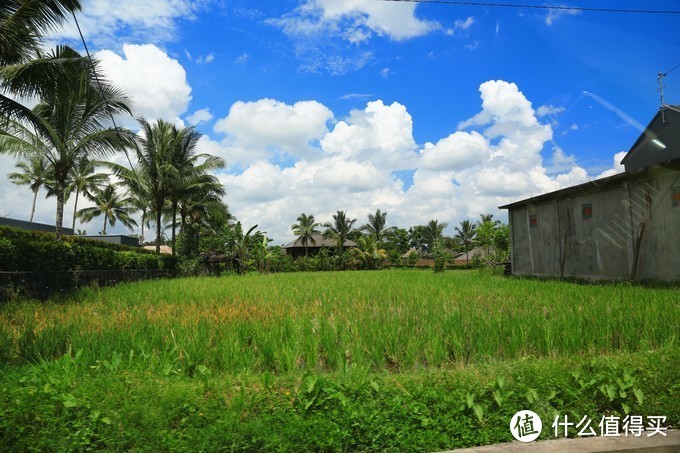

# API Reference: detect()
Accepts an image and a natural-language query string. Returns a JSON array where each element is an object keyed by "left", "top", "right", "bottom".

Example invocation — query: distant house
[
  {"left": 82, "top": 235, "right": 140, "bottom": 247},
  {"left": 453, "top": 247, "right": 487, "bottom": 266},
  {"left": 282, "top": 234, "right": 356, "bottom": 259},
  {"left": 500, "top": 106, "right": 680, "bottom": 281},
  {"left": 143, "top": 245, "right": 173, "bottom": 255}
]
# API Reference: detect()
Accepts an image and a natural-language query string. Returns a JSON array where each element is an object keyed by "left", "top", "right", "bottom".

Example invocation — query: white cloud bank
[
  {"left": 205, "top": 80, "right": 625, "bottom": 243},
  {"left": 0, "top": 72, "right": 626, "bottom": 242},
  {"left": 95, "top": 44, "right": 192, "bottom": 125}
]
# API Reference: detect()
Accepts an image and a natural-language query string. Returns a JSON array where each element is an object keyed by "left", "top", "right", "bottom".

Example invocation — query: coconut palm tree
[
  {"left": 7, "top": 153, "right": 50, "bottom": 221},
  {"left": 0, "top": 46, "right": 134, "bottom": 239},
  {"left": 361, "top": 209, "right": 395, "bottom": 245},
  {"left": 291, "top": 213, "right": 321, "bottom": 257},
  {"left": 67, "top": 157, "right": 107, "bottom": 231},
  {"left": 455, "top": 219, "right": 478, "bottom": 265},
  {"left": 1, "top": 1, "right": 86, "bottom": 129},
  {"left": 350, "top": 235, "right": 388, "bottom": 270},
  {"left": 77, "top": 184, "right": 137, "bottom": 235},
  {"left": 165, "top": 126, "right": 225, "bottom": 256},
  {"left": 480, "top": 213, "right": 495, "bottom": 224},
  {"left": 129, "top": 119, "right": 177, "bottom": 253},
  {"left": 104, "top": 162, "right": 153, "bottom": 244},
  {"left": 323, "top": 210, "right": 358, "bottom": 249},
  {"left": 0, "top": 0, "right": 82, "bottom": 66},
  {"left": 423, "top": 219, "right": 448, "bottom": 252}
]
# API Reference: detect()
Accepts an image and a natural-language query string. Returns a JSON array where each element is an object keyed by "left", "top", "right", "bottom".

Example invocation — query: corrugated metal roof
[
  {"left": 282, "top": 234, "right": 357, "bottom": 248},
  {"left": 499, "top": 158, "right": 680, "bottom": 210}
]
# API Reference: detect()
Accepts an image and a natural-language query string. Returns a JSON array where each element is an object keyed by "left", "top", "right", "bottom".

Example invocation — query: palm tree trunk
[
  {"left": 55, "top": 190, "right": 65, "bottom": 240},
  {"left": 171, "top": 201, "right": 177, "bottom": 256},
  {"left": 30, "top": 189, "right": 38, "bottom": 222},
  {"left": 71, "top": 189, "right": 79, "bottom": 231},
  {"left": 140, "top": 208, "right": 146, "bottom": 244},
  {"left": 103, "top": 213, "right": 107, "bottom": 235},
  {"left": 156, "top": 201, "right": 162, "bottom": 254}
]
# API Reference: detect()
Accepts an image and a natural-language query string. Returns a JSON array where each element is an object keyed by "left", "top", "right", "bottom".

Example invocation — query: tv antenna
[{"left": 658, "top": 63, "right": 680, "bottom": 123}]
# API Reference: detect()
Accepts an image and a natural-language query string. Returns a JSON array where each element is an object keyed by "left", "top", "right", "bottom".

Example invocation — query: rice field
[{"left": 1, "top": 270, "right": 677, "bottom": 373}]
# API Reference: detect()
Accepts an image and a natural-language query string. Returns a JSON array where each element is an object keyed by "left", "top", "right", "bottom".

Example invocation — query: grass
[{"left": 0, "top": 269, "right": 678, "bottom": 450}]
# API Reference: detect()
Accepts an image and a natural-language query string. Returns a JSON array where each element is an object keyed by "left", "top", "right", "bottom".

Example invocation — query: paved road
[{"left": 446, "top": 430, "right": 680, "bottom": 452}]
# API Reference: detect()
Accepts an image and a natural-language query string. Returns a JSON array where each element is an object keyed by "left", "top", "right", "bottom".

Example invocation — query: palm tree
[
  {"left": 0, "top": 1, "right": 82, "bottom": 66},
  {"left": 361, "top": 209, "right": 395, "bottom": 245},
  {"left": 350, "top": 235, "right": 388, "bottom": 270},
  {"left": 480, "top": 213, "right": 495, "bottom": 224},
  {"left": 423, "top": 219, "right": 448, "bottom": 252},
  {"left": 165, "top": 126, "right": 225, "bottom": 256},
  {"left": 67, "top": 157, "right": 107, "bottom": 231},
  {"left": 323, "top": 210, "right": 358, "bottom": 249},
  {"left": 105, "top": 162, "right": 153, "bottom": 244},
  {"left": 7, "top": 153, "right": 50, "bottom": 222},
  {"left": 0, "top": 46, "right": 134, "bottom": 239},
  {"left": 291, "top": 213, "right": 321, "bottom": 257},
  {"left": 174, "top": 181, "right": 230, "bottom": 256},
  {"left": 455, "top": 219, "right": 478, "bottom": 265},
  {"left": 77, "top": 184, "right": 137, "bottom": 235},
  {"left": 130, "top": 119, "right": 177, "bottom": 253},
  {"left": 1, "top": 1, "right": 86, "bottom": 130}
]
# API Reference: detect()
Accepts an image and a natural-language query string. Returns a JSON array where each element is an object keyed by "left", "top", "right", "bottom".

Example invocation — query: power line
[
  {"left": 375, "top": 0, "right": 680, "bottom": 15},
  {"left": 71, "top": 11, "right": 141, "bottom": 197}
]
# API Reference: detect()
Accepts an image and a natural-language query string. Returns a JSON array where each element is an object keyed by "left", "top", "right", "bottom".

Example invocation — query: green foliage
[
  {"left": 432, "top": 240, "right": 449, "bottom": 273},
  {"left": 0, "top": 226, "right": 174, "bottom": 272},
  {"left": 177, "top": 222, "right": 200, "bottom": 258},
  {"left": 0, "top": 348, "right": 676, "bottom": 451}
]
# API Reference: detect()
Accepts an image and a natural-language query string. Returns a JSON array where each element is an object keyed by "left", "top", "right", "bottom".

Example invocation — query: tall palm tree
[
  {"left": 177, "top": 176, "right": 228, "bottom": 230},
  {"left": 7, "top": 153, "right": 50, "bottom": 222},
  {"left": 165, "top": 126, "right": 225, "bottom": 256},
  {"left": 0, "top": 46, "right": 134, "bottom": 239},
  {"left": 361, "top": 209, "right": 395, "bottom": 245},
  {"left": 105, "top": 162, "right": 153, "bottom": 244},
  {"left": 67, "top": 157, "right": 107, "bottom": 231},
  {"left": 291, "top": 213, "right": 321, "bottom": 257},
  {"left": 77, "top": 184, "right": 137, "bottom": 235},
  {"left": 455, "top": 219, "right": 478, "bottom": 265},
  {"left": 423, "top": 219, "right": 448, "bottom": 252},
  {"left": 130, "top": 119, "right": 177, "bottom": 253},
  {"left": 323, "top": 210, "right": 358, "bottom": 250}
]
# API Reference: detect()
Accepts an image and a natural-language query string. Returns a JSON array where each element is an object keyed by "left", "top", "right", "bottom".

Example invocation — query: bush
[{"left": 0, "top": 226, "right": 174, "bottom": 272}]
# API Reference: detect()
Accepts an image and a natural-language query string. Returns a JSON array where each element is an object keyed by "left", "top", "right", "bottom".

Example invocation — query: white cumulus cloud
[
  {"left": 213, "top": 99, "right": 334, "bottom": 160},
  {"left": 96, "top": 44, "right": 192, "bottom": 124}
]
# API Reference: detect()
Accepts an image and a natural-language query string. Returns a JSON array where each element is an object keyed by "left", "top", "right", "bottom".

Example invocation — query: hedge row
[{"left": 0, "top": 226, "right": 176, "bottom": 272}]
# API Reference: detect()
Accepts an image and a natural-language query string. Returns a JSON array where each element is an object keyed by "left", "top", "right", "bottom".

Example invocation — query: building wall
[
  {"left": 509, "top": 166, "right": 680, "bottom": 281},
  {"left": 82, "top": 235, "right": 140, "bottom": 247},
  {"left": 557, "top": 187, "right": 632, "bottom": 279},
  {"left": 0, "top": 217, "right": 74, "bottom": 236},
  {"left": 509, "top": 202, "right": 561, "bottom": 277},
  {"left": 629, "top": 167, "right": 680, "bottom": 280}
]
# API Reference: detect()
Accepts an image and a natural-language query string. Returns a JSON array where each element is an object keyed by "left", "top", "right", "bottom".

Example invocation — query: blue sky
[{"left": 1, "top": 0, "right": 679, "bottom": 243}]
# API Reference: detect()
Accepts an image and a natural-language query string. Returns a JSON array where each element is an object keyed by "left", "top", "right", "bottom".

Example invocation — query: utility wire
[
  {"left": 71, "top": 11, "right": 141, "bottom": 185},
  {"left": 376, "top": 0, "right": 680, "bottom": 15}
]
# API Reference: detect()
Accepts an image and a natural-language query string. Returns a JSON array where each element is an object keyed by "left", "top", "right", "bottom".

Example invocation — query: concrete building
[
  {"left": 0, "top": 216, "right": 74, "bottom": 236},
  {"left": 500, "top": 106, "right": 680, "bottom": 281}
]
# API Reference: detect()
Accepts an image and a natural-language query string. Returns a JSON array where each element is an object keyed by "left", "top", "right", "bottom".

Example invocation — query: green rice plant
[{"left": 1, "top": 270, "right": 678, "bottom": 374}]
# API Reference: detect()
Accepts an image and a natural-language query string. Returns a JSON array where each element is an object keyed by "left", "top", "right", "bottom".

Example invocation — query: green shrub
[{"left": 0, "top": 226, "right": 173, "bottom": 272}]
